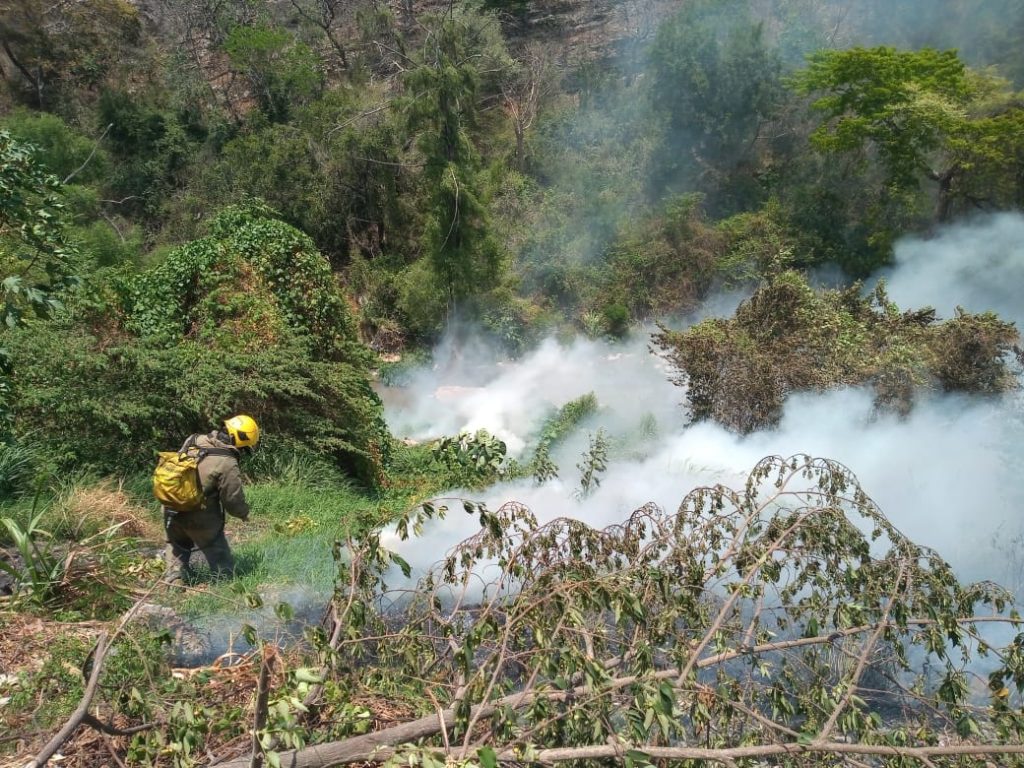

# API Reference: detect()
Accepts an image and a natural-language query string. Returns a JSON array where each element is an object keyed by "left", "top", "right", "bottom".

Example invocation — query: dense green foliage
[
  {"left": 2, "top": 3, "right": 1024, "bottom": 765},
  {"left": 0, "top": 129, "right": 78, "bottom": 328},
  {"left": 0, "top": 0, "right": 1017, "bottom": 484},
  {"left": 1, "top": 0, "right": 1021, "bottom": 349},
  {"left": 649, "top": 0, "right": 783, "bottom": 212},
  {"left": 793, "top": 46, "right": 1024, "bottom": 223},
  {"left": 6, "top": 204, "right": 388, "bottom": 485},
  {"left": 0, "top": 0, "right": 1017, "bottom": 496}
]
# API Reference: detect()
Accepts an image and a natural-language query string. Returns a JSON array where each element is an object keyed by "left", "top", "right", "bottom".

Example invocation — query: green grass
[
  {"left": 173, "top": 443, "right": 445, "bottom": 616},
  {"left": 1, "top": 440, "right": 464, "bottom": 627},
  {"left": 175, "top": 478, "right": 374, "bottom": 615}
]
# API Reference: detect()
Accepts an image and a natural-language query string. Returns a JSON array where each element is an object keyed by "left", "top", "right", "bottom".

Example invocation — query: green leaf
[
  {"left": 241, "top": 623, "right": 259, "bottom": 646},
  {"left": 391, "top": 553, "right": 412, "bottom": 578},
  {"left": 477, "top": 746, "right": 497, "bottom": 768}
]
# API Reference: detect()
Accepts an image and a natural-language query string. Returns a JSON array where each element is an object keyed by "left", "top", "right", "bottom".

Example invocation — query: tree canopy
[{"left": 793, "top": 46, "right": 1024, "bottom": 221}]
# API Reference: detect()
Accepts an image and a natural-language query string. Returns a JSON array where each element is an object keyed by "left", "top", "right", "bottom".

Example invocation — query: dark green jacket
[{"left": 193, "top": 431, "right": 250, "bottom": 521}]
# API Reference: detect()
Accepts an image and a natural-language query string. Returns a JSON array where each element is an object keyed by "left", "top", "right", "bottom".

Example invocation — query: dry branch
[
  {"left": 24, "top": 584, "right": 160, "bottom": 767},
  {"left": 215, "top": 615, "right": 1023, "bottom": 768},
  {"left": 219, "top": 456, "right": 1024, "bottom": 768},
  {"left": 25, "top": 633, "right": 111, "bottom": 768},
  {"left": 249, "top": 644, "right": 275, "bottom": 768}
]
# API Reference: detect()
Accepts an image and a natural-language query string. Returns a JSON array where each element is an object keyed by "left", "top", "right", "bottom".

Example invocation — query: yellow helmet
[{"left": 224, "top": 414, "right": 260, "bottom": 448}]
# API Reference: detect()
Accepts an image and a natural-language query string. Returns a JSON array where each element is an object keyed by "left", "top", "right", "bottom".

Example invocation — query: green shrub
[
  {"left": 1, "top": 109, "right": 109, "bottom": 182},
  {"left": 601, "top": 302, "right": 630, "bottom": 339},
  {"left": 75, "top": 219, "right": 144, "bottom": 267},
  {"left": 8, "top": 205, "right": 389, "bottom": 486},
  {"left": 0, "top": 440, "right": 43, "bottom": 499},
  {"left": 433, "top": 429, "right": 510, "bottom": 487},
  {"left": 478, "top": 290, "right": 552, "bottom": 355},
  {"left": 598, "top": 194, "right": 724, "bottom": 322},
  {"left": 0, "top": 506, "right": 63, "bottom": 605},
  {"left": 394, "top": 259, "right": 448, "bottom": 341},
  {"left": 223, "top": 25, "right": 322, "bottom": 122}
]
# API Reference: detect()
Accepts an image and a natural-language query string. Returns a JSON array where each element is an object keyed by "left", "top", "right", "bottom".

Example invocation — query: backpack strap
[
  {"left": 178, "top": 433, "right": 239, "bottom": 463},
  {"left": 177, "top": 433, "right": 199, "bottom": 458},
  {"left": 198, "top": 447, "right": 239, "bottom": 461}
]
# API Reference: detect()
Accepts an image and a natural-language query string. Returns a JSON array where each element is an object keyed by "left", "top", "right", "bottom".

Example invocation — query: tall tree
[
  {"left": 501, "top": 44, "right": 557, "bottom": 172},
  {"left": 223, "top": 24, "right": 323, "bottom": 122},
  {"left": 792, "top": 46, "right": 1024, "bottom": 222},
  {"left": 288, "top": 0, "right": 352, "bottom": 71},
  {"left": 648, "top": 0, "right": 783, "bottom": 209},
  {"left": 403, "top": 9, "right": 509, "bottom": 318}
]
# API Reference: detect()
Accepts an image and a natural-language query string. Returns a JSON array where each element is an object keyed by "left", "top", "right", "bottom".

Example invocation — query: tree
[
  {"left": 0, "top": 130, "right": 77, "bottom": 329},
  {"left": 7, "top": 203, "right": 389, "bottom": 483},
  {"left": 288, "top": 0, "right": 353, "bottom": 71},
  {"left": 0, "top": 0, "right": 140, "bottom": 108},
  {"left": 193, "top": 90, "right": 413, "bottom": 267},
  {"left": 500, "top": 44, "right": 557, "bottom": 171},
  {"left": 792, "top": 46, "right": 1024, "bottom": 222},
  {"left": 403, "top": 8, "right": 509, "bottom": 320},
  {"left": 648, "top": 0, "right": 783, "bottom": 210},
  {"left": 224, "top": 24, "right": 323, "bottom": 122},
  {"left": 0, "top": 130, "right": 79, "bottom": 437},
  {"left": 212, "top": 455, "right": 1024, "bottom": 768}
]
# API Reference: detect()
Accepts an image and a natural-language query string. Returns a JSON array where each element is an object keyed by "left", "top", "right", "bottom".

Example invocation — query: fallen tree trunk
[
  {"left": 501, "top": 742, "right": 1024, "bottom": 765},
  {"left": 216, "top": 698, "right": 470, "bottom": 768},
  {"left": 216, "top": 617, "right": 1020, "bottom": 768}
]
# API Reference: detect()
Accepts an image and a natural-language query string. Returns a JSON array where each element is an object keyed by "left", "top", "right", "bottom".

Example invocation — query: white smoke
[
  {"left": 880, "top": 213, "right": 1024, "bottom": 327},
  {"left": 381, "top": 214, "right": 1024, "bottom": 591}
]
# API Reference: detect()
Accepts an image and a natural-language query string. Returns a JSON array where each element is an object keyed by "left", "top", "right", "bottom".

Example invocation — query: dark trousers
[{"left": 163, "top": 507, "right": 235, "bottom": 580}]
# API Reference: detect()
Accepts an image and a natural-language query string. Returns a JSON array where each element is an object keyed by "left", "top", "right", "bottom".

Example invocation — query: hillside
[{"left": 2, "top": 0, "right": 1024, "bottom": 766}]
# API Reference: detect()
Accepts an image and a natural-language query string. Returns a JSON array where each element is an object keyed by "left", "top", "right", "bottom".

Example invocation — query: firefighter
[{"left": 163, "top": 415, "right": 259, "bottom": 583}]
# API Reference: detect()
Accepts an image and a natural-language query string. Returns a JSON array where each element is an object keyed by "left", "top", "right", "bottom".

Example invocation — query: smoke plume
[{"left": 382, "top": 214, "right": 1024, "bottom": 592}]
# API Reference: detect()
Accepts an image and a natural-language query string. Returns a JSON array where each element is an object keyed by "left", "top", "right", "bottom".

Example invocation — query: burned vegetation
[{"left": 654, "top": 271, "right": 1021, "bottom": 433}]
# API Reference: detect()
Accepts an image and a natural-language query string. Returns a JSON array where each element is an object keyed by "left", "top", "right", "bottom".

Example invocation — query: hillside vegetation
[{"left": 1, "top": 0, "right": 1024, "bottom": 766}]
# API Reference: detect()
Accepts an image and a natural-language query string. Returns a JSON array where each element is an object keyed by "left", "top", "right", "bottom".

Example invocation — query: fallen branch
[
  {"left": 215, "top": 614, "right": 1020, "bottom": 768},
  {"left": 25, "top": 584, "right": 161, "bottom": 767},
  {"left": 63, "top": 123, "right": 113, "bottom": 185},
  {"left": 25, "top": 632, "right": 111, "bottom": 768},
  {"left": 496, "top": 742, "right": 1024, "bottom": 765},
  {"left": 80, "top": 713, "right": 155, "bottom": 737},
  {"left": 249, "top": 644, "right": 274, "bottom": 768}
]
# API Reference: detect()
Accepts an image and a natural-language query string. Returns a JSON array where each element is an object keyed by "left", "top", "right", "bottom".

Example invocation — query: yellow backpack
[{"left": 153, "top": 435, "right": 205, "bottom": 512}]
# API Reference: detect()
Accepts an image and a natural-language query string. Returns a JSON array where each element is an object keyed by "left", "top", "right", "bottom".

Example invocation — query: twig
[
  {"left": 63, "top": 124, "right": 113, "bottom": 184},
  {"left": 25, "top": 633, "right": 111, "bottom": 768},
  {"left": 99, "top": 211, "right": 126, "bottom": 244},
  {"left": 326, "top": 105, "right": 390, "bottom": 137},
  {"left": 81, "top": 713, "right": 155, "bottom": 737},
  {"left": 249, "top": 644, "right": 274, "bottom": 768},
  {"left": 816, "top": 563, "right": 907, "bottom": 744},
  {"left": 25, "top": 582, "right": 161, "bottom": 767},
  {"left": 101, "top": 731, "right": 128, "bottom": 768}
]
